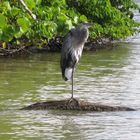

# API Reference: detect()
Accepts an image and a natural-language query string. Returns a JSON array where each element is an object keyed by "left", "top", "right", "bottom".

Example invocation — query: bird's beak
[{"left": 85, "top": 23, "right": 93, "bottom": 28}]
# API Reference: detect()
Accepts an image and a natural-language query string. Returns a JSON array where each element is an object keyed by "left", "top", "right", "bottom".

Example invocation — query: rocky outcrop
[{"left": 21, "top": 98, "right": 135, "bottom": 112}]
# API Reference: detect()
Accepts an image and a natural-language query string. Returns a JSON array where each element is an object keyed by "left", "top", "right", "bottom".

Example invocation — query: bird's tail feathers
[{"left": 63, "top": 68, "right": 73, "bottom": 81}]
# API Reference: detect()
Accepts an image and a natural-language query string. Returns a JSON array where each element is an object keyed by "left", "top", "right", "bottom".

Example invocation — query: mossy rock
[{"left": 21, "top": 98, "right": 135, "bottom": 112}]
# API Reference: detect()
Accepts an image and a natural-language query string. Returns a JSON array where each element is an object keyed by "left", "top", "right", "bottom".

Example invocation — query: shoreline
[{"left": 0, "top": 37, "right": 115, "bottom": 57}]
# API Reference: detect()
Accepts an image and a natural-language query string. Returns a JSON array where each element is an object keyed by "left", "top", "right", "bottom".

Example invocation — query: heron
[{"left": 60, "top": 23, "right": 92, "bottom": 100}]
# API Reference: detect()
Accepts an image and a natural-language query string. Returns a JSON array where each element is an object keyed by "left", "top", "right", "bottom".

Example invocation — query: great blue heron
[{"left": 60, "top": 23, "right": 92, "bottom": 99}]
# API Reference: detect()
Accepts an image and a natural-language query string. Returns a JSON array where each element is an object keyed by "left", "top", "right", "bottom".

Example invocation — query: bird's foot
[{"left": 67, "top": 97, "right": 79, "bottom": 109}]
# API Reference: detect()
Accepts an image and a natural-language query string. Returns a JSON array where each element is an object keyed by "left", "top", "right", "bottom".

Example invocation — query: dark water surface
[{"left": 0, "top": 41, "right": 140, "bottom": 140}]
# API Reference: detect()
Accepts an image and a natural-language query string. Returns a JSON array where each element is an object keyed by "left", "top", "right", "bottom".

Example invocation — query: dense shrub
[
  {"left": 0, "top": 0, "right": 140, "bottom": 49},
  {"left": 67, "top": 0, "right": 140, "bottom": 39}
]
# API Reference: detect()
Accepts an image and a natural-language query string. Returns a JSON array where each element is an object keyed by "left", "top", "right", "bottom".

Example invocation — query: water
[{"left": 1, "top": 3, "right": 140, "bottom": 139}]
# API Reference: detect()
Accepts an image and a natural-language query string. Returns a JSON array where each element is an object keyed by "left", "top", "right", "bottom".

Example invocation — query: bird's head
[{"left": 78, "top": 22, "right": 93, "bottom": 30}]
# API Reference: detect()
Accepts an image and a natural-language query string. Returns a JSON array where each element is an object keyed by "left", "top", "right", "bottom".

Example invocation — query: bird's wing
[{"left": 60, "top": 28, "right": 77, "bottom": 80}]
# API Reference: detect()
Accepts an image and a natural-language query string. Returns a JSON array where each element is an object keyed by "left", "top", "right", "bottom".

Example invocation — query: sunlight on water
[{"left": 0, "top": 42, "right": 140, "bottom": 140}]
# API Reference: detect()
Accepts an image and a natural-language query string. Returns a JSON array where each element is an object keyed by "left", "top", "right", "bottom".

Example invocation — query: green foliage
[
  {"left": 0, "top": 0, "right": 87, "bottom": 47},
  {"left": 67, "top": 0, "right": 140, "bottom": 39},
  {"left": 110, "top": 0, "right": 140, "bottom": 18},
  {"left": 0, "top": 0, "right": 140, "bottom": 48}
]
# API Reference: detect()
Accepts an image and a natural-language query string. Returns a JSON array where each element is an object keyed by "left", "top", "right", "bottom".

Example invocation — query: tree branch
[{"left": 19, "top": 0, "right": 37, "bottom": 21}]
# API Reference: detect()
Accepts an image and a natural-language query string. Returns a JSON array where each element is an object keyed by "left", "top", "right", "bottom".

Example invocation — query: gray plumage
[{"left": 60, "top": 23, "right": 91, "bottom": 98}]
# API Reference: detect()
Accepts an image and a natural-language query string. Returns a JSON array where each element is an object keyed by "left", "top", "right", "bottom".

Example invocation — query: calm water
[{"left": 1, "top": 4, "right": 140, "bottom": 139}]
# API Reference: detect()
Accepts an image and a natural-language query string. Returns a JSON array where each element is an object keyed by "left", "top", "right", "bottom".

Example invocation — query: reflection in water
[{"left": 0, "top": 42, "right": 140, "bottom": 139}]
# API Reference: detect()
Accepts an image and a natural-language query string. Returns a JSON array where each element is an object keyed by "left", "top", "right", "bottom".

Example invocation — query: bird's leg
[
  {"left": 71, "top": 68, "right": 74, "bottom": 99},
  {"left": 67, "top": 68, "right": 79, "bottom": 107}
]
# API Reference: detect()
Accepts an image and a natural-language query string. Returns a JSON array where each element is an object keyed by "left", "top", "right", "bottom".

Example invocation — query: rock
[{"left": 21, "top": 98, "right": 135, "bottom": 112}]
